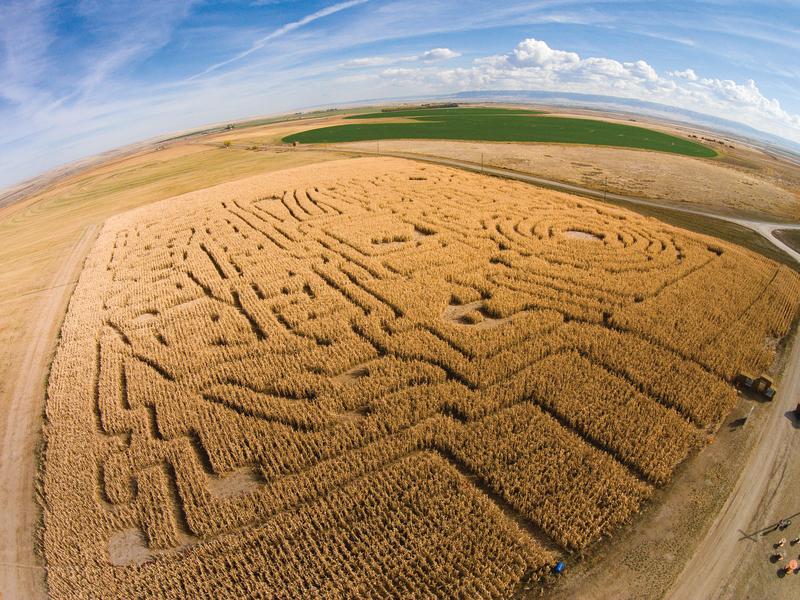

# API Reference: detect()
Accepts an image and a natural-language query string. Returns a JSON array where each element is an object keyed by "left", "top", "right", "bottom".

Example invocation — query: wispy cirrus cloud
[
  {"left": 1, "top": 0, "right": 195, "bottom": 121},
  {"left": 75, "top": 0, "right": 195, "bottom": 94},
  {"left": 0, "top": 0, "right": 55, "bottom": 106},
  {"left": 189, "top": 0, "right": 370, "bottom": 80}
]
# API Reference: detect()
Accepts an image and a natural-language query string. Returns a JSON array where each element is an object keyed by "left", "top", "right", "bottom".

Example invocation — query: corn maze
[{"left": 42, "top": 157, "right": 800, "bottom": 598}]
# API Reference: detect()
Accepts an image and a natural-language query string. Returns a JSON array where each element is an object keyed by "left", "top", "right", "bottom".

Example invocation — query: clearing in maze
[{"left": 41, "top": 157, "right": 800, "bottom": 598}]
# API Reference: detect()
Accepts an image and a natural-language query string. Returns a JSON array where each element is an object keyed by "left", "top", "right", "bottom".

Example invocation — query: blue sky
[{"left": 1, "top": 0, "right": 799, "bottom": 189}]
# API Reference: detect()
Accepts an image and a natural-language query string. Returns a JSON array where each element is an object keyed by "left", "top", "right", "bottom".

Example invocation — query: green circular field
[{"left": 283, "top": 107, "right": 717, "bottom": 158}]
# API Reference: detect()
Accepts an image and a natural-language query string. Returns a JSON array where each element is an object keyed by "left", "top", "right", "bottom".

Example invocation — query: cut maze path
[
  {"left": 2, "top": 156, "right": 785, "bottom": 597},
  {"left": 341, "top": 148, "right": 800, "bottom": 266}
]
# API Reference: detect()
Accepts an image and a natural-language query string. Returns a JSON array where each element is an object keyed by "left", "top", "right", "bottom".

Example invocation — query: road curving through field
[
  {"left": 344, "top": 148, "right": 800, "bottom": 265},
  {"left": 214, "top": 141, "right": 800, "bottom": 265}
]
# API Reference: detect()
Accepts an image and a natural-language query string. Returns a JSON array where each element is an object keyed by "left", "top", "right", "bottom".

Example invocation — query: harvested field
[{"left": 42, "top": 157, "right": 800, "bottom": 598}]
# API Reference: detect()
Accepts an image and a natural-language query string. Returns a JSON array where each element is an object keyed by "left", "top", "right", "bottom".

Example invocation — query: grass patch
[
  {"left": 283, "top": 107, "right": 717, "bottom": 158},
  {"left": 774, "top": 229, "right": 800, "bottom": 254}
]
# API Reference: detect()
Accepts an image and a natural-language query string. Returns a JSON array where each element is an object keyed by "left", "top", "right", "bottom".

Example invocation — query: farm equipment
[
  {"left": 735, "top": 372, "right": 777, "bottom": 400},
  {"left": 736, "top": 373, "right": 755, "bottom": 389},
  {"left": 753, "top": 375, "right": 773, "bottom": 394}
]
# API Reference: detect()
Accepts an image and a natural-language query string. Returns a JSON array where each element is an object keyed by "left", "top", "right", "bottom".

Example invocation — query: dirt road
[
  {"left": 665, "top": 327, "right": 800, "bottom": 600},
  {"left": 0, "top": 224, "right": 98, "bottom": 600}
]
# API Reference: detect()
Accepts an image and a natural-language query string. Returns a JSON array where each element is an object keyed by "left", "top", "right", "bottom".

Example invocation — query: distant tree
[{"left": 223, "top": 140, "right": 232, "bottom": 149}]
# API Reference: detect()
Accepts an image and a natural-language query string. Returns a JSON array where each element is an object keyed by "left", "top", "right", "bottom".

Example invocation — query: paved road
[
  {"left": 665, "top": 328, "right": 800, "bottom": 600},
  {"left": 0, "top": 224, "right": 98, "bottom": 600},
  {"left": 736, "top": 219, "right": 800, "bottom": 264}
]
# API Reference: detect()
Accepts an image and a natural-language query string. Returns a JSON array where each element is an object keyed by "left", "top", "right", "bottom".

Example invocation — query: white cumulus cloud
[
  {"left": 341, "top": 47, "right": 460, "bottom": 68},
  {"left": 670, "top": 68, "right": 698, "bottom": 81},
  {"left": 368, "top": 37, "right": 800, "bottom": 143},
  {"left": 419, "top": 47, "right": 460, "bottom": 61},
  {"left": 509, "top": 38, "right": 579, "bottom": 67}
]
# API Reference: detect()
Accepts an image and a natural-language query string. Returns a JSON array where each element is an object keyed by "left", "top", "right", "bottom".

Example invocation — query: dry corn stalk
[{"left": 42, "top": 157, "right": 800, "bottom": 598}]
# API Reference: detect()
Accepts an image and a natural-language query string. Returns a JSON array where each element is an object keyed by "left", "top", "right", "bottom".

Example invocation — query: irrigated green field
[{"left": 283, "top": 107, "right": 717, "bottom": 158}]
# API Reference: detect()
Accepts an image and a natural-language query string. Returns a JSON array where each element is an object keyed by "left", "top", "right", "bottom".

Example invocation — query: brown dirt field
[
  {"left": 337, "top": 139, "right": 800, "bottom": 221},
  {"left": 478, "top": 103, "right": 800, "bottom": 180}
]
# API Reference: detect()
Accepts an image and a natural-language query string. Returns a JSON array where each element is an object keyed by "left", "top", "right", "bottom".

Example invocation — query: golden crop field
[{"left": 41, "top": 157, "right": 800, "bottom": 598}]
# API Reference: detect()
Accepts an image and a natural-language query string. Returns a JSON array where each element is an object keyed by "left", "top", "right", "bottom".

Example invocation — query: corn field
[{"left": 41, "top": 157, "right": 800, "bottom": 598}]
